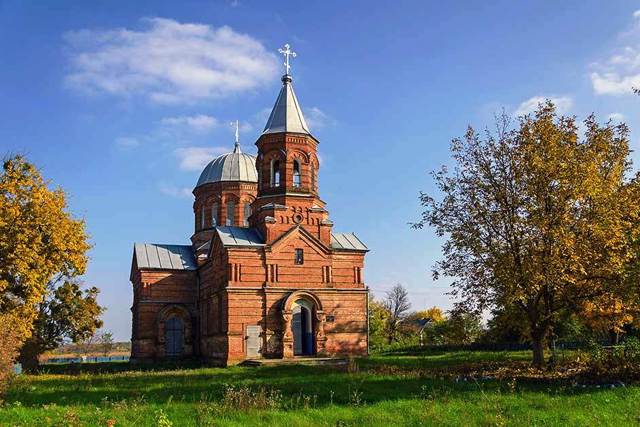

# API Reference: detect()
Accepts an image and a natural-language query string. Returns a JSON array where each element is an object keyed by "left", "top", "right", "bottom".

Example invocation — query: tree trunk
[
  {"left": 531, "top": 329, "right": 546, "bottom": 368},
  {"left": 17, "top": 339, "right": 42, "bottom": 373}
]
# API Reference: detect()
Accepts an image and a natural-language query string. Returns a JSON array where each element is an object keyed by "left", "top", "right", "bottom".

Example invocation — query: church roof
[
  {"left": 216, "top": 226, "right": 265, "bottom": 247},
  {"left": 330, "top": 233, "right": 369, "bottom": 251},
  {"left": 262, "top": 75, "right": 311, "bottom": 135},
  {"left": 133, "top": 243, "right": 197, "bottom": 270},
  {"left": 195, "top": 144, "right": 258, "bottom": 189}
]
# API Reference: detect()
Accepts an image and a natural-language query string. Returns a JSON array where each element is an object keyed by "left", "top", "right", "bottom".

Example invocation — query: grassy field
[{"left": 1, "top": 350, "right": 639, "bottom": 426}]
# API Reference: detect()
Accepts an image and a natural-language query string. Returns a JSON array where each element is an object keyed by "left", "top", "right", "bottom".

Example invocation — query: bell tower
[{"left": 251, "top": 44, "right": 331, "bottom": 245}]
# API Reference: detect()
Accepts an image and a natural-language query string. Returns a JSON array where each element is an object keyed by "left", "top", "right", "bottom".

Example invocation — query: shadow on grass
[{"left": 7, "top": 356, "right": 623, "bottom": 410}]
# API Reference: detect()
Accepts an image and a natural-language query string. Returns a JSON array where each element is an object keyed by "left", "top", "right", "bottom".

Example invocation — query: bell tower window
[
  {"left": 271, "top": 160, "right": 281, "bottom": 187},
  {"left": 293, "top": 160, "right": 301, "bottom": 188},
  {"left": 200, "top": 206, "right": 206, "bottom": 230},
  {"left": 226, "top": 201, "right": 235, "bottom": 226}
]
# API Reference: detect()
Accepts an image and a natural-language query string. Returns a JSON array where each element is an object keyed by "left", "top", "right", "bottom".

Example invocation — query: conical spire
[{"left": 262, "top": 44, "right": 310, "bottom": 136}]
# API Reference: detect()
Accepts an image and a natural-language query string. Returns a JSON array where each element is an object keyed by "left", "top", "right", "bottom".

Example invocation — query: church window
[
  {"left": 244, "top": 203, "right": 251, "bottom": 227},
  {"left": 295, "top": 248, "right": 304, "bottom": 265},
  {"left": 293, "top": 160, "right": 301, "bottom": 187},
  {"left": 271, "top": 160, "right": 281, "bottom": 187},
  {"left": 211, "top": 203, "right": 218, "bottom": 227},
  {"left": 311, "top": 163, "right": 315, "bottom": 191},
  {"left": 201, "top": 206, "right": 206, "bottom": 230},
  {"left": 226, "top": 202, "right": 235, "bottom": 226}
]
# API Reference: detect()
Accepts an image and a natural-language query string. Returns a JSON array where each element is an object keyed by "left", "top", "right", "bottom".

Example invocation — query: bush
[{"left": 0, "top": 314, "right": 23, "bottom": 400}]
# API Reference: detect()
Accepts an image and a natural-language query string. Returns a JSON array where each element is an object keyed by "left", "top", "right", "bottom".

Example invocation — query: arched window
[
  {"left": 226, "top": 201, "right": 235, "bottom": 226},
  {"left": 244, "top": 203, "right": 251, "bottom": 227},
  {"left": 293, "top": 160, "right": 301, "bottom": 188},
  {"left": 311, "top": 163, "right": 315, "bottom": 191},
  {"left": 211, "top": 202, "right": 218, "bottom": 227},
  {"left": 271, "top": 159, "right": 280, "bottom": 187},
  {"left": 200, "top": 205, "right": 206, "bottom": 230}
]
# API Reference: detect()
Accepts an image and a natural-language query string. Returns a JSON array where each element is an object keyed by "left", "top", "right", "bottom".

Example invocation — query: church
[{"left": 129, "top": 45, "right": 370, "bottom": 364}]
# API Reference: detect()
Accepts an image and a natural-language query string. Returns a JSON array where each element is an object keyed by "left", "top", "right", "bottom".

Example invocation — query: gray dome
[{"left": 195, "top": 145, "right": 258, "bottom": 188}]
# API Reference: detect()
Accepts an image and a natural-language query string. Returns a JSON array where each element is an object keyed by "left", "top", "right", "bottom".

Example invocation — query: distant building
[{"left": 129, "top": 51, "right": 369, "bottom": 364}]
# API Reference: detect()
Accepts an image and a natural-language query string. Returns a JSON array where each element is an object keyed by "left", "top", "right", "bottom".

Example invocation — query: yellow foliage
[{"left": 0, "top": 155, "right": 90, "bottom": 340}]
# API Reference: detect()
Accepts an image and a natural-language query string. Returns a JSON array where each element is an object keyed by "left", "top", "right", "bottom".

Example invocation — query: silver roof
[
  {"left": 216, "top": 226, "right": 265, "bottom": 247},
  {"left": 263, "top": 75, "right": 310, "bottom": 135},
  {"left": 330, "top": 233, "right": 369, "bottom": 251},
  {"left": 196, "top": 144, "right": 258, "bottom": 188},
  {"left": 134, "top": 243, "right": 197, "bottom": 270}
]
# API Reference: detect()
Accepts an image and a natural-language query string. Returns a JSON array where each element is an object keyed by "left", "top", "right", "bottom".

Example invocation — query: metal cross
[
  {"left": 278, "top": 43, "right": 297, "bottom": 75},
  {"left": 231, "top": 120, "right": 240, "bottom": 146}
]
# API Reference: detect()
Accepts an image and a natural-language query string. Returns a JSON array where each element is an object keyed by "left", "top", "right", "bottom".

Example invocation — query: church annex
[{"left": 129, "top": 45, "right": 369, "bottom": 364}]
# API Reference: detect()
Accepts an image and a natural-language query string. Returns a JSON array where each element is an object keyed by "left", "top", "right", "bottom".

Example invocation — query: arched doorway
[
  {"left": 292, "top": 299, "right": 314, "bottom": 356},
  {"left": 165, "top": 317, "right": 184, "bottom": 357}
]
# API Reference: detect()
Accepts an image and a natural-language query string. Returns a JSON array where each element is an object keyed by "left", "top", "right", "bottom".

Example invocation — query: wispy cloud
[
  {"left": 514, "top": 95, "right": 573, "bottom": 116},
  {"left": 590, "top": 11, "right": 640, "bottom": 95},
  {"left": 304, "top": 107, "right": 335, "bottom": 130},
  {"left": 159, "top": 184, "right": 192, "bottom": 198},
  {"left": 161, "top": 114, "right": 219, "bottom": 133},
  {"left": 114, "top": 136, "right": 140, "bottom": 149},
  {"left": 64, "top": 18, "right": 279, "bottom": 104},
  {"left": 174, "top": 146, "right": 228, "bottom": 171}
]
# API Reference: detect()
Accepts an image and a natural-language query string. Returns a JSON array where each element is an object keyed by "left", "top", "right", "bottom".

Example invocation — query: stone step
[{"left": 240, "top": 357, "right": 349, "bottom": 367}]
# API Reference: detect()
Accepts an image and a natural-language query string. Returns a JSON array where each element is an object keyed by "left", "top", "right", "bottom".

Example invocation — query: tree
[
  {"left": 18, "top": 280, "right": 103, "bottom": 370},
  {"left": 0, "top": 155, "right": 90, "bottom": 337},
  {"left": 414, "top": 103, "right": 640, "bottom": 367},
  {"left": 0, "top": 155, "right": 91, "bottom": 384},
  {"left": 582, "top": 296, "right": 637, "bottom": 344},
  {"left": 97, "top": 331, "right": 115, "bottom": 357},
  {"left": 408, "top": 306, "right": 446, "bottom": 323},
  {"left": 444, "top": 312, "right": 483, "bottom": 345},
  {"left": 383, "top": 284, "right": 411, "bottom": 344},
  {"left": 368, "top": 297, "right": 390, "bottom": 349}
]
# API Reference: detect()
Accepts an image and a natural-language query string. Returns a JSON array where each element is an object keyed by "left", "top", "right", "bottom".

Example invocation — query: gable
[{"left": 268, "top": 225, "right": 331, "bottom": 258}]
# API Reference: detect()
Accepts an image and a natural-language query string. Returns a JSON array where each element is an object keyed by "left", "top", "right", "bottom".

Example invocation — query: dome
[{"left": 195, "top": 144, "right": 258, "bottom": 188}]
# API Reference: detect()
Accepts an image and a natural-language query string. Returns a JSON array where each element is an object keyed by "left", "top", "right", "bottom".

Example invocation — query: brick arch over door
[{"left": 280, "top": 291, "right": 326, "bottom": 358}]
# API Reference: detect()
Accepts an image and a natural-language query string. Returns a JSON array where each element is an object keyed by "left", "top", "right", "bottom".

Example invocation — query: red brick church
[{"left": 129, "top": 45, "right": 369, "bottom": 364}]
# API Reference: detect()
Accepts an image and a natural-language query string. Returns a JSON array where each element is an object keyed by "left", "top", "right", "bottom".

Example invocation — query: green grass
[{"left": 1, "top": 350, "right": 639, "bottom": 426}]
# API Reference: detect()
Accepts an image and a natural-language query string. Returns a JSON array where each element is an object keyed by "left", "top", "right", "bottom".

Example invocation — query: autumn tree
[
  {"left": 368, "top": 296, "right": 390, "bottom": 349},
  {"left": 18, "top": 281, "right": 103, "bottom": 370},
  {"left": 0, "top": 155, "right": 91, "bottom": 379},
  {"left": 414, "top": 103, "right": 640, "bottom": 367},
  {"left": 383, "top": 283, "right": 411, "bottom": 344}
]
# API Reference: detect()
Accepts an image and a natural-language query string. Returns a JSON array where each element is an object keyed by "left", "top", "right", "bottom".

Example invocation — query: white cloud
[
  {"left": 608, "top": 112, "right": 626, "bottom": 122},
  {"left": 304, "top": 107, "right": 335, "bottom": 130},
  {"left": 174, "top": 146, "right": 228, "bottom": 171},
  {"left": 115, "top": 136, "right": 140, "bottom": 149},
  {"left": 161, "top": 114, "right": 218, "bottom": 133},
  {"left": 160, "top": 184, "right": 192, "bottom": 198},
  {"left": 514, "top": 95, "right": 573, "bottom": 116},
  {"left": 64, "top": 18, "right": 279, "bottom": 104},
  {"left": 590, "top": 13, "right": 640, "bottom": 95}
]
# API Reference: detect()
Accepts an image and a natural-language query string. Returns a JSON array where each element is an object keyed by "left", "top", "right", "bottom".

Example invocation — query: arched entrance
[
  {"left": 164, "top": 317, "right": 184, "bottom": 357},
  {"left": 292, "top": 299, "right": 314, "bottom": 356}
]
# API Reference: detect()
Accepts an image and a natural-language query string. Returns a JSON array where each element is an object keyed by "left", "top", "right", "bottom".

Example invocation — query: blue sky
[{"left": 2, "top": 1, "right": 640, "bottom": 341}]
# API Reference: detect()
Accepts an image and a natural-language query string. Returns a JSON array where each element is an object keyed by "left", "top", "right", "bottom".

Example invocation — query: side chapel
[{"left": 129, "top": 45, "right": 369, "bottom": 364}]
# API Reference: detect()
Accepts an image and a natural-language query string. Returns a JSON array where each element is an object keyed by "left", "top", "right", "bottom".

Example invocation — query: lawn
[{"left": 1, "top": 350, "right": 639, "bottom": 426}]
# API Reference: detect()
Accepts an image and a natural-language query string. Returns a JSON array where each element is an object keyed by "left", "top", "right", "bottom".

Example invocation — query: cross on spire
[
  {"left": 278, "top": 43, "right": 297, "bottom": 76},
  {"left": 231, "top": 120, "right": 241, "bottom": 152}
]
